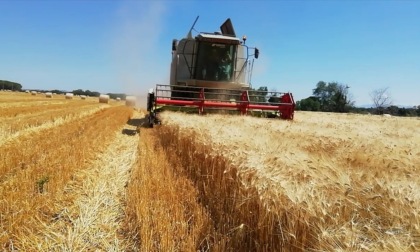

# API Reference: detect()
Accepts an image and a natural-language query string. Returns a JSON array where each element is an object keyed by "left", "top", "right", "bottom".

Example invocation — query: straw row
[
  {"left": 0, "top": 106, "right": 133, "bottom": 248},
  {"left": 0, "top": 103, "right": 106, "bottom": 145}
]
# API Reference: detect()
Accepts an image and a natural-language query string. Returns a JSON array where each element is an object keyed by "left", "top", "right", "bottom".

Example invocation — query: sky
[{"left": 0, "top": 0, "right": 419, "bottom": 107}]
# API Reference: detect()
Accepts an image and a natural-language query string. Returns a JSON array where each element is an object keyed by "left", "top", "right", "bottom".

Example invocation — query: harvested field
[
  {"left": 18, "top": 111, "right": 144, "bottom": 251},
  {"left": 155, "top": 111, "right": 420, "bottom": 251},
  {"left": 0, "top": 106, "right": 134, "bottom": 247}
]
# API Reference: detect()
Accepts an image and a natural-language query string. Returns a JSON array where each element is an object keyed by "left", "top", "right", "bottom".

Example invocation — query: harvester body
[{"left": 147, "top": 17, "right": 295, "bottom": 126}]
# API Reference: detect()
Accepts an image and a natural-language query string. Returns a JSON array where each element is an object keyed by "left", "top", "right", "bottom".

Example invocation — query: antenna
[{"left": 187, "top": 16, "right": 199, "bottom": 39}]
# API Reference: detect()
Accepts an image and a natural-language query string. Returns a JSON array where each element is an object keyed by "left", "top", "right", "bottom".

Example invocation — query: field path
[{"left": 23, "top": 111, "right": 144, "bottom": 251}]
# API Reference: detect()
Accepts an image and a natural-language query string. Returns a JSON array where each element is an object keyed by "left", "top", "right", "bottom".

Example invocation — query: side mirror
[
  {"left": 255, "top": 48, "right": 259, "bottom": 59},
  {"left": 172, "top": 39, "right": 178, "bottom": 51}
]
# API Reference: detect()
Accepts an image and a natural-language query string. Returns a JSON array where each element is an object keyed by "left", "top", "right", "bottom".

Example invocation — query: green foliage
[
  {"left": 72, "top": 89, "right": 100, "bottom": 97},
  {"left": 50, "top": 89, "right": 66, "bottom": 94},
  {"left": 312, "top": 81, "right": 354, "bottom": 112},
  {"left": 0, "top": 80, "right": 22, "bottom": 91},
  {"left": 350, "top": 105, "right": 419, "bottom": 117},
  {"left": 296, "top": 96, "right": 321, "bottom": 111}
]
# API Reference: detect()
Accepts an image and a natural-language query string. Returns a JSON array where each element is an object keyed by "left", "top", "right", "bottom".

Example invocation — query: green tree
[
  {"left": 72, "top": 89, "right": 85, "bottom": 96},
  {"left": 312, "top": 81, "right": 354, "bottom": 112},
  {"left": 297, "top": 96, "right": 321, "bottom": 111},
  {"left": 0, "top": 80, "right": 22, "bottom": 91}
]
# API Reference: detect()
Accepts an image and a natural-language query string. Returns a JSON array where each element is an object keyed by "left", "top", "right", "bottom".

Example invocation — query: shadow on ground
[
  {"left": 122, "top": 117, "right": 150, "bottom": 136},
  {"left": 126, "top": 118, "right": 146, "bottom": 127},
  {"left": 122, "top": 129, "right": 138, "bottom": 136}
]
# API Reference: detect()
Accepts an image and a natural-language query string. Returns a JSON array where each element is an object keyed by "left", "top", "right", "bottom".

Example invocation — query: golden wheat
[
  {"left": 0, "top": 103, "right": 108, "bottom": 145},
  {"left": 124, "top": 128, "right": 214, "bottom": 251},
  {"left": 0, "top": 106, "right": 133, "bottom": 248},
  {"left": 158, "top": 111, "right": 420, "bottom": 251}
]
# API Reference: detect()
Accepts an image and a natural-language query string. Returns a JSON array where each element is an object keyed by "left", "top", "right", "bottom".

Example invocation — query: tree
[
  {"left": 312, "top": 81, "right": 354, "bottom": 112},
  {"left": 0, "top": 80, "right": 22, "bottom": 91},
  {"left": 297, "top": 96, "right": 321, "bottom": 111},
  {"left": 72, "top": 89, "right": 85, "bottom": 96},
  {"left": 370, "top": 87, "right": 392, "bottom": 114}
]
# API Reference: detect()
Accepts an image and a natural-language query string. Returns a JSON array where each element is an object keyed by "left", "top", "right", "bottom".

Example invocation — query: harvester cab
[{"left": 147, "top": 16, "right": 295, "bottom": 127}]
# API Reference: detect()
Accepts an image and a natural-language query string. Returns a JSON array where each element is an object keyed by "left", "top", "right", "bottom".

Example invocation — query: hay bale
[
  {"left": 116, "top": 97, "right": 121, "bottom": 101},
  {"left": 99, "top": 94, "right": 110, "bottom": 104},
  {"left": 31, "top": 91, "right": 37, "bottom": 96},
  {"left": 80, "top": 95, "right": 87, "bottom": 100},
  {"left": 45, "top": 92, "right": 53, "bottom": 98},
  {"left": 125, "top": 96, "right": 136, "bottom": 107},
  {"left": 25, "top": 90, "right": 30, "bottom": 93},
  {"left": 65, "top": 93, "right": 74, "bottom": 99}
]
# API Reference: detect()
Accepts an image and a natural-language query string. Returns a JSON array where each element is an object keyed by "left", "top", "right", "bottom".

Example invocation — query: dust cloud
[{"left": 112, "top": 1, "right": 169, "bottom": 107}]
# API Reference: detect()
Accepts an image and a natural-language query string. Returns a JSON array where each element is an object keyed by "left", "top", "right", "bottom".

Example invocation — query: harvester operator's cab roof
[{"left": 195, "top": 33, "right": 240, "bottom": 45}]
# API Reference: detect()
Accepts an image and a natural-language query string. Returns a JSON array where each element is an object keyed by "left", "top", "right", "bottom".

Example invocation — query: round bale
[
  {"left": 116, "top": 97, "right": 121, "bottom": 101},
  {"left": 45, "top": 92, "right": 53, "bottom": 98},
  {"left": 99, "top": 94, "right": 110, "bottom": 104},
  {"left": 65, "top": 93, "right": 74, "bottom": 99},
  {"left": 31, "top": 91, "right": 37, "bottom": 96},
  {"left": 125, "top": 96, "right": 136, "bottom": 107},
  {"left": 80, "top": 95, "right": 86, "bottom": 100}
]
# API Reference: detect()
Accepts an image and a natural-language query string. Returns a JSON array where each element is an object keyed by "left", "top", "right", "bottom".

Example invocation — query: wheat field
[
  {"left": 157, "top": 111, "right": 420, "bottom": 251},
  {"left": 1, "top": 91, "right": 419, "bottom": 251}
]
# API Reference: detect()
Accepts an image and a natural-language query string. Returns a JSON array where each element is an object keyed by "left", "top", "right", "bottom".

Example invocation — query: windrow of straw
[
  {"left": 0, "top": 103, "right": 106, "bottom": 144},
  {"left": 0, "top": 101, "right": 90, "bottom": 118},
  {"left": 0, "top": 91, "right": 63, "bottom": 104},
  {"left": 18, "top": 111, "right": 142, "bottom": 251},
  {"left": 0, "top": 106, "right": 133, "bottom": 248}
]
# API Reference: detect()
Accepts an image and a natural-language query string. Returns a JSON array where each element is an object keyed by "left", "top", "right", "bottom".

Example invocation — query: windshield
[{"left": 195, "top": 42, "right": 236, "bottom": 82}]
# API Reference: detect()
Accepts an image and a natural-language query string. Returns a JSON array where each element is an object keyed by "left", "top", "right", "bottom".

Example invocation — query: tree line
[
  {"left": 2, "top": 78, "right": 418, "bottom": 117},
  {"left": 295, "top": 81, "right": 419, "bottom": 117},
  {"left": 251, "top": 81, "right": 419, "bottom": 117},
  {"left": 1, "top": 79, "right": 130, "bottom": 99},
  {"left": 0, "top": 80, "right": 22, "bottom": 91}
]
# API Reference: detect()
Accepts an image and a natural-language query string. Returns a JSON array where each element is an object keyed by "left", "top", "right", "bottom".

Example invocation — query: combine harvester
[{"left": 147, "top": 17, "right": 295, "bottom": 127}]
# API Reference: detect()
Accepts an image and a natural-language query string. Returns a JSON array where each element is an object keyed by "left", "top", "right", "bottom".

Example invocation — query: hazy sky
[{"left": 0, "top": 0, "right": 419, "bottom": 106}]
